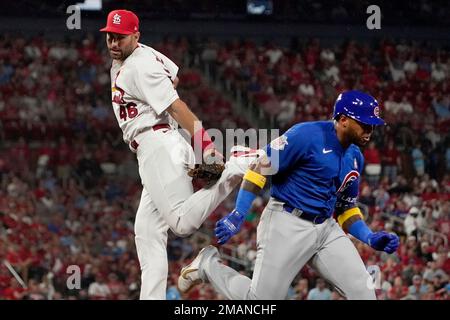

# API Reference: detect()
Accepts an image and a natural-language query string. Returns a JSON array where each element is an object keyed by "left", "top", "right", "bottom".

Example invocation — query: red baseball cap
[{"left": 100, "top": 9, "right": 139, "bottom": 35}]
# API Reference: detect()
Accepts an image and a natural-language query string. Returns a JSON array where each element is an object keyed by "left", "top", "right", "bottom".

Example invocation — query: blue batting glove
[
  {"left": 215, "top": 209, "right": 245, "bottom": 245},
  {"left": 368, "top": 231, "right": 400, "bottom": 254}
]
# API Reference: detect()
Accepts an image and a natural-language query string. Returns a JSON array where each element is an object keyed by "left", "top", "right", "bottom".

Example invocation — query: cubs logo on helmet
[{"left": 333, "top": 90, "right": 385, "bottom": 126}]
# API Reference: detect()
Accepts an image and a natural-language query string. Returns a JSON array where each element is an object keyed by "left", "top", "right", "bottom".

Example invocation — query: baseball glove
[{"left": 188, "top": 163, "right": 225, "bottom": 187}]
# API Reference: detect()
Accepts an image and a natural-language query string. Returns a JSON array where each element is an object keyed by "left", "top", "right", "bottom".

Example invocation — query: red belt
[
  {"left": 152, "top": 124, "right": 171, "bottom": 131},
  {"left": 130, "top": 124, "right": 171, "bottom": 150}
]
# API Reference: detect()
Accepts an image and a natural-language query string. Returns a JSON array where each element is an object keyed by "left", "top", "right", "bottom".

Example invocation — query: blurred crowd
[
  {"left": 200, "top": 37, "right": 449, "bottom": 182},
  {"left": 0, "top": 34, "right": 448, "bottom": 300}
]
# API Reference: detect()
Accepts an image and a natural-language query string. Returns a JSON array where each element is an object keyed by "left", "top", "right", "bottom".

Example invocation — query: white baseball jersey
[{"left": 110, "top": 43, "right": 179, "bottom": 144}]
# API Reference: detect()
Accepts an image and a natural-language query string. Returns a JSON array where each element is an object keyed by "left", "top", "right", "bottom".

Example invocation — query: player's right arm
[
  {"left": 167, "top": 99, "right": 222, "bottom": 162},
  {"left": 133, "top": 57, "right": 221, "bottom": 162},
  {"left": 215, "top": 124, "right": 309, "bottom": 244}
]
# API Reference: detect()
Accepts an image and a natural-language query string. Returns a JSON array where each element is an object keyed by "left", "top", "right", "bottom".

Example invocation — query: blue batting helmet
[{"left": 333, "top": 90, "right": 385, "bottom": 126}]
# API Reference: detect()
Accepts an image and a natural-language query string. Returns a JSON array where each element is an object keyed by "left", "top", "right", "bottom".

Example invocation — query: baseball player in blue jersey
[{"left": 178, "top": 90, "right": 400, "bottom": 300}]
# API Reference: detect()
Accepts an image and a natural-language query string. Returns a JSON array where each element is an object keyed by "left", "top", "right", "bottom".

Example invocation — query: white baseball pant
[{"left": 133, "top": 127, "right": 243, "bottom": 299}]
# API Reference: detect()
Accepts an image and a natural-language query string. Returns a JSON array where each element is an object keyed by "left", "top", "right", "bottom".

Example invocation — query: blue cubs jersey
[{"left": 265, "top": 121, "right": 364, "bottom": 218}]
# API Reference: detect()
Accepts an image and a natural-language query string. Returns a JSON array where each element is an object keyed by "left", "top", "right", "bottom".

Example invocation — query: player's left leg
[
  {"left": 134, "top": 188, "right": 170, "bottom": 299},
  {"left": 136, "top": 128, "right": 260, "bottom": 237},
  {"left": 308, "top": 219, "right": 376, "bottom": 300},
  {"left": 179, "top": 201, "right": 318, "bottom": 300}
]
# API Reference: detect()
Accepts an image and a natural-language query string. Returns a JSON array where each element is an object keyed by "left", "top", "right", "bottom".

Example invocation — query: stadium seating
[{"left": 0, "top": 34, "right": 448, "bottom": 300}]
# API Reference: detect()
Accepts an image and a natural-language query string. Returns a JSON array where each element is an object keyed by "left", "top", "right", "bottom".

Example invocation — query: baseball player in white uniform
[{"left": 100, "top": 9, "right": 261, "bottom": 299}]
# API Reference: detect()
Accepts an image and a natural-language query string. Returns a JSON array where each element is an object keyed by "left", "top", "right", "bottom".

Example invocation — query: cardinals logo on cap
[
  {"left": 113, "top": 13, "right": 121, "bottom": 24},
  {"left": 100, "top": 10, "right": 139, "bottom": 35}
]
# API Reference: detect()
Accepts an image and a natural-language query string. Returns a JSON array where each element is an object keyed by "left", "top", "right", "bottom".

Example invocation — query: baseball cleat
[
  {"left": 178, "top": 245, "right": 217, "bottom": 294},
  {"left": 227, "top": 145, "right": 265, "bottom": 176}
]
